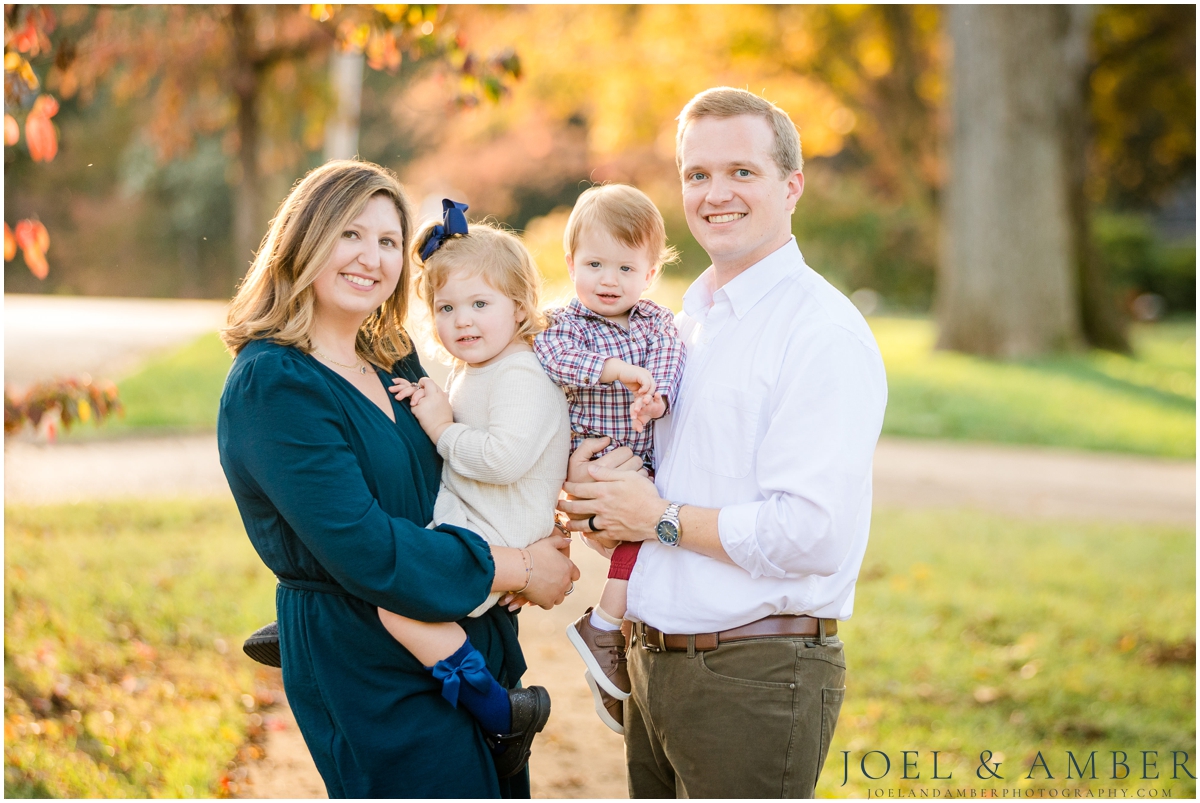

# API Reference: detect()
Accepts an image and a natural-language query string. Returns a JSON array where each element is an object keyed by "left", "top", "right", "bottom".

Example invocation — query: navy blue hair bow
[{"left": 419, "top": 198, "right": 470, "bottom": 261}]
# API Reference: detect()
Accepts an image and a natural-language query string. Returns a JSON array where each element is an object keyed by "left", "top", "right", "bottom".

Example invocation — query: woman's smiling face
[
  {"left": 311, "top": 193, "right": 405, "bottom": 325},
  {"left": 432, "top": 267, "right": 526, "bottom": 367}
]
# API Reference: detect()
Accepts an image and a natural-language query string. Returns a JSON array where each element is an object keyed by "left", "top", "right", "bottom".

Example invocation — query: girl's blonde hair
[
  {"left": 221, "top": 160, "right": 415, "bottom": 367},
  {"left": 412, "top": 221, "right": 545, "bottom": 352}
]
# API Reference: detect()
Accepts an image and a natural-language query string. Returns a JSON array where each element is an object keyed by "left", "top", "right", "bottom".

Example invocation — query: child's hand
[
  {"left": 390, "top": 377, "right": 421, "bottom": 403},
  {"left": 600, "top": 358, "right": 656, "bottom": 398},
  {"left": 630, "top": 392, "right": 667, "bottom": 433},
  {"left": 409, "top": 377, "right": 453, "bottom": 439}
]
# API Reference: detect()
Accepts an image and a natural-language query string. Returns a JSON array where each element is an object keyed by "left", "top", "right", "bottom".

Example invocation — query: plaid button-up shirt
[{"left": 534, "top": 298, "right": 686, "bottom": 468}]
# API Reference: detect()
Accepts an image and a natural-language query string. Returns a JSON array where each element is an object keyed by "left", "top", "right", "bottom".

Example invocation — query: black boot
[
  {"left": 488, "top": 686, "right": 551, "bottom": 779},
  {"left": 243, "top": 621, "right": 281, "bottom": 667}
]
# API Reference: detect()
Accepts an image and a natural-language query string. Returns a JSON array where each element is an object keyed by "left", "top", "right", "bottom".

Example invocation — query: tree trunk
[
  {"left": 230, "top": 5, "right": 263, "bottom": 290},
  {"left": 936, "top": 6, "right": 1084, "bottom": 358},
  {"left": 324, "top": 48, "right": 364, "bottom": 162},
  {"left": 1061, "top": 6, "right": 1131, "bottom": 353}
]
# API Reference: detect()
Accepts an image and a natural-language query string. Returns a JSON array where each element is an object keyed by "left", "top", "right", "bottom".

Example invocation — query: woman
[{"left": 217, "top": 160, "right": 578, "bottom": 797}]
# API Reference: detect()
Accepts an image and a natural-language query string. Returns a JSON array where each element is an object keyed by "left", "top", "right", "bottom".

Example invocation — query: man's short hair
[
  {"left": 564, "top": 184, "right": 678, "bottom": 268},
  {"left": 676, "top": 87, "right": 803, "bottom": 178}
]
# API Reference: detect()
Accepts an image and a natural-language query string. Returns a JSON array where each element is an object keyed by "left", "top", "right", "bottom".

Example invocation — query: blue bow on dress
[
  {"left": 419, "top": 198, "right": 470, "bottom": 260},
  {"left": 429, "top": 647, "right": 493, "bottom": 708}
]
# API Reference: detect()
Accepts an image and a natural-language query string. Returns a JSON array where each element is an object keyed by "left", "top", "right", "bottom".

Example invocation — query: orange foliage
[
  {"left": 24, "top": 93, "right": 59, "bottom": 162},
  {"left": 13, "top": 219, "right": 50, "bottom": 279},
  {"left": 3, "top": 222, "right": 15, "bottom": 261},
  {"left": 4, "top": 113, "right": 18, "bottom": 145}
]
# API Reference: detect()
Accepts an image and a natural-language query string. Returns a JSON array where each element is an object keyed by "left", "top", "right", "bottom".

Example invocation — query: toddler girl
[
  {"left": 383, "top": 201, "right": 571, "bottom": 776},
  {"left": 533, "top": 184, "right": 686, "bottom": 735}
]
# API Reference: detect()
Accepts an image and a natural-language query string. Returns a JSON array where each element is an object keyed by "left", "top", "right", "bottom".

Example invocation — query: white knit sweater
[{"left": 432, "top": 351, "right": 570, "bottom": 614}]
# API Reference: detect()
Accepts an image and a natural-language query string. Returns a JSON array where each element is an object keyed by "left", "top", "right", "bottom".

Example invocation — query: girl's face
[{"left": 432, "top": 267, "right": 527, "bottom": 367}]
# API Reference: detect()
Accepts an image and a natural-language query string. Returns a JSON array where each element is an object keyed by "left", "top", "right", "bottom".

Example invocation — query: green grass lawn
[
  {"left": 66, "top": 315, "right": 1195, "bottom": 458},
  {"left": 4, "top": 500, "right": 1192, "bottom": 797},
  {"left": 4, "top": 500, "right": 278, "bottom": 798},
  {"left": 876, "top": 317, "right": 1195, "bottom": 458},
  {"left": 818, "top": 508, "right": 1195, "bottom": 798}
]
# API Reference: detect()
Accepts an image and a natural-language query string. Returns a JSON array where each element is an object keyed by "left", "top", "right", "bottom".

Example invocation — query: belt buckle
[{"left": 637, "top": 623, "right": 664, "bottom": 653}]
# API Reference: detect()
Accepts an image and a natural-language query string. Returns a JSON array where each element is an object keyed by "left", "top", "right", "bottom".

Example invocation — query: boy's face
[{"left": 566, "top": 227, "right": 658, "bottom": 319}]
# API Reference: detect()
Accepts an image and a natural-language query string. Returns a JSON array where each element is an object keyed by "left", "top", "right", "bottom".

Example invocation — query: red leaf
[
  {"left": 14, "top": 219, "right": 49, "bottom": 279},
  {"left": 25, "top": 96, "right": 59, "bottom": 162},
  {"left": 4, "top": 115, "right": 19, "bottom": 146},
  {"left": 4, "top": 222, "right": 15, "bottom": 262}
]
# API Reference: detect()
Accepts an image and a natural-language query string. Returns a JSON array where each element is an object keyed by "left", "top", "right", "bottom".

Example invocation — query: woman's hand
[{"left": 519, "top": 535, "right": 579, "bottom": 610}]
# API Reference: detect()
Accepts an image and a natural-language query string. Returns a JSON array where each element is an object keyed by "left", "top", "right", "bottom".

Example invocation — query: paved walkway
[
  {"left": 6, "top": 433, "right": 1194, "bottom": 525},
  {"left": 4, "top": 294, "right": 228, "bottom": 388}
]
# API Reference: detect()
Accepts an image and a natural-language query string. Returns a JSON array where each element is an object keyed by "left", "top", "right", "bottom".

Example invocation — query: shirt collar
[
  {"left": 683, "top": 237, "right": 805, "bottom": 320},
  {"left": 566, "top": 296, "right": 656, "bottom": 324}
]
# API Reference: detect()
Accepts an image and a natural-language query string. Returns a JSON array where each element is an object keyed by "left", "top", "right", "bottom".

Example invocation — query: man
[{"left": 560, "top": 87, "right": 888, "bottom": 798}]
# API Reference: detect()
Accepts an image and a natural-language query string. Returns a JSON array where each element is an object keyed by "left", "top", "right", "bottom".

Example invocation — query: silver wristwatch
[{"left": 656, "top": 502, "right": 682, "bottom": 547}]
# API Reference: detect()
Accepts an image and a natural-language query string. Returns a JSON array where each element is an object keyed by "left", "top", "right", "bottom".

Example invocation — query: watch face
[{"left": 656, "top": 520, "right": 679, "bottom": 546}]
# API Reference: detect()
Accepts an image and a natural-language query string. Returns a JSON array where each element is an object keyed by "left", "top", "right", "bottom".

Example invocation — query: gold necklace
[{"left": 314, "top": 349, "right": 369, "bottom": 375}]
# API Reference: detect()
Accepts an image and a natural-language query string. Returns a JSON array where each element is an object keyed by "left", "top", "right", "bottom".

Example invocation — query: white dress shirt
[{"left": 626, "top": 238, "right": 887, "bottom": 633}]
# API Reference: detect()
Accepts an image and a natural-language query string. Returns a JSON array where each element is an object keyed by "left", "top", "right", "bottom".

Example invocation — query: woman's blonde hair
[
  {"left": 412, "top": 221, "right": 545, "bottom": 354},
  {"left": 221, "top": 160, "right": 415, "bottom": 367}
]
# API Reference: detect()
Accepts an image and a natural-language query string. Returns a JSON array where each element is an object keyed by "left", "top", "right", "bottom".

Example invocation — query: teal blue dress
[{"left": 218, "top": 339, "right": 529, "bottom": 798}]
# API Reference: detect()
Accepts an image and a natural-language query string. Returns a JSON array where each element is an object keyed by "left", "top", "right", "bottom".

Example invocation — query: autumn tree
[{"left": 53, "top": 4, "right": 518, "bottom": 288}]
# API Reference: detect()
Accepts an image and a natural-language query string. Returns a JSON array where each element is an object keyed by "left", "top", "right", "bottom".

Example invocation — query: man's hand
[
  {"left": 630, "top": 392, "right": 667, "bottom": 433},
  {"left": 560, "top": 465, "right": 668, "bottom": 542},
  {"left": 600, "top": 358, "right": 656, "bottom": 399}
]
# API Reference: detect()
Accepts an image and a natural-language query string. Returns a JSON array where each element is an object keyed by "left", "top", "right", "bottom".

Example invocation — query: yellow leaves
[
  {"left": 13, "top": 219, "right": 50, "bottom": 279},
  {"left": 5, "top": 51, "right": 39, "bottom": 91},
  {"left": 857, "top": 36, "right": 893, "bottom": 79},
  {"left": 337, "top": 20, "right": 371, "bottom": 52},
  {"left": 25, "top": 94, "right": 59, "bottom": 162},
  {"left": 374, "top": 5, "right": 410, "bottom": 24},
  {"left": 307, "top": 4, "right": 339, "bottom": 23},
  {"left": 366, "top": 30, "right": 401, "bottom": 72}
]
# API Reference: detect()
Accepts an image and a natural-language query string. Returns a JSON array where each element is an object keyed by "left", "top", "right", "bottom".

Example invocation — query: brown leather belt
[{"left": 628, "top": 615, "right": 838, "bottom": 653}]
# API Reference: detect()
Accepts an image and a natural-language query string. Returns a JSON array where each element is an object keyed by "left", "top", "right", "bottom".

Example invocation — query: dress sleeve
[
  {"left": 221, "top": 350, "right": 494, "bottom": 621},
  {"left": 437, "top": 358, "right": 564, "bottom": 485},
  {"left": 533, "top": 312, "right": 607, "bottom": 388},
  {"left": 644, "top": 305, "right": 687, "bottom": 410}
]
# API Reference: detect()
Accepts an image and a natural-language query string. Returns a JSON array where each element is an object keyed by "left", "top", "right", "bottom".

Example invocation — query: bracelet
[{"left": 515, "top": 548, "right": 533, "bottom": 595}]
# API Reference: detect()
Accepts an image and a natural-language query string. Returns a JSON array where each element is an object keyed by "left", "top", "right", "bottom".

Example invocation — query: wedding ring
[{"left": 587, "top": 515, "right": 599, "bottom": 532}]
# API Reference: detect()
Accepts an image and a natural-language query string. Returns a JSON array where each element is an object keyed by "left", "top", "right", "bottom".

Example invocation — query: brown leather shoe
[
  {"left": 584, "top": 671, "right": 624, "bottom": 735},
  {"left": 567, "top": 608, "right": 631, "bottom": 698},
  {"left": 566, "top": 608, "right": 629, "bottom": 734}
]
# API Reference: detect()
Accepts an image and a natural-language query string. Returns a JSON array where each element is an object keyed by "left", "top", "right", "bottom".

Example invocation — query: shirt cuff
[
  {"left": 717, "top": 501, "right": 787, "bottom": 580},
  {"left": 576, "top": 352, "right": 610, "bottom": 385},
  {"left": 435, "top": 422, "right": 470, "bottom": 461}
]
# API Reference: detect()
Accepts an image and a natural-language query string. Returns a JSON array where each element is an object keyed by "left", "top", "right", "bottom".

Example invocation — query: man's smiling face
[{"left": 679, "top": 114, "right": 803, "bottom": 280}]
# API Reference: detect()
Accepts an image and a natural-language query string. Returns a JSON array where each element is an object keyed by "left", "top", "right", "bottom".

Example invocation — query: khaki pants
[{"left": 624, "top": 634, "right": 846, "bottom": 798}]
